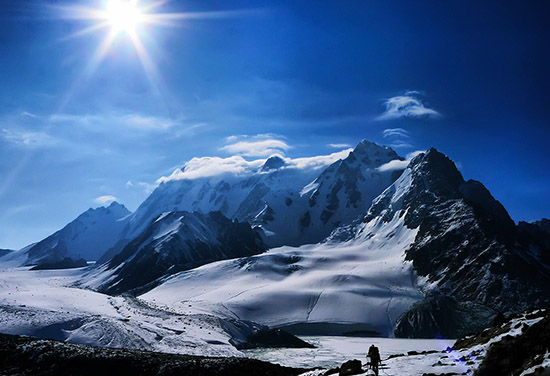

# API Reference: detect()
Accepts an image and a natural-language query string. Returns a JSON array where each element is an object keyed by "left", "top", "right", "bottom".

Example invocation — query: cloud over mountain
[{"left": 157, "top": 147, "right": 352, "bottom": 183}]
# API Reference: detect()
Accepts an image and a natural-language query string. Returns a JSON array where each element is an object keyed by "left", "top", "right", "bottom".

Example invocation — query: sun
[{"left": 104, "top": 0, "right": 144, "bottom": 34}]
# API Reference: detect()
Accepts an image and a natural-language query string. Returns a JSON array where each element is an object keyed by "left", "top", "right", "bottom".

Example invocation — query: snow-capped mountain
[
  {"left": 84, "top": 211, "right": 266, "bottom": 295},
  {"left": 381, "top": 150, "right": 550, "bottom": 338},
  {"left": 140, "top": 149, "right": 550, "bottom": 338},
  {"left": 10, "top": 202, "right": 130, "bottom": 266},
  {"left": 254, "top": 140, "right": 404, "bottom": 246},
  {"left": 122, "top": 140, "right": 404, "bottom": 249}
]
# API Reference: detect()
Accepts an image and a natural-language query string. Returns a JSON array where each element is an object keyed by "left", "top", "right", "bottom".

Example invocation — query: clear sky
[{"left": 1, "top": 0, "right": 549, "bottom": 249}]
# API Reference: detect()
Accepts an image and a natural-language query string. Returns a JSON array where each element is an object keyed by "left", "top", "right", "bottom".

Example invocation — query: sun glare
[
  {"left": 55, "top": 1, "right": 249, "bottom": 109},
  {"left": 105, "top": 0, "right": 143, "bottom": 34}
]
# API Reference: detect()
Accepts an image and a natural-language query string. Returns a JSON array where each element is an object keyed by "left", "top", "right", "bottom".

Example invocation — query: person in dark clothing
[{"left": 367, "top": 344, "right": 381, "bottom": 376}]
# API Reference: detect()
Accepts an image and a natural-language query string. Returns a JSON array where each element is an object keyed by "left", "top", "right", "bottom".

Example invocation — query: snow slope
[
  {"left": 0, "top": 265, "right": 257, "bottom": 357},
  {"left": 141, "top": 208, "right": 422, "bottom": 336},
  {"left": 142, "top": 148, "right": 550, "bottom": 340}
]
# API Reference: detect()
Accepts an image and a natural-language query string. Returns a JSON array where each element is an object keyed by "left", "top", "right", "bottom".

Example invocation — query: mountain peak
[
  {"left": 83, "top": 201, "right": 130, "bottom": 218},
  {"left": 347, "top": 140, "right": 402, "bottom": 168},
  {"left": 108, "top": 201, "right": 125, "bottom": 209},
  {"left": 261, "top": 155, "right": 286, "bottom": 171},
  {"left": 354, "top": 140, "right": 393, "bottom": 154},
  {"left": 410, "top": 148, "right": 464, "bottom": 193}
]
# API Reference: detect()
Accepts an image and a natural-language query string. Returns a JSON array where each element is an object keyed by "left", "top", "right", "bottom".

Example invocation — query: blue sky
[{"left": 1, "top": 0, "right": 549, "bottom": 249}]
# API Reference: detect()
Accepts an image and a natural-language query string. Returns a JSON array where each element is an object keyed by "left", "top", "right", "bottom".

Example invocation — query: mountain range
[{"left": 1, "top": 140, "right": 548, "bottom": 339}]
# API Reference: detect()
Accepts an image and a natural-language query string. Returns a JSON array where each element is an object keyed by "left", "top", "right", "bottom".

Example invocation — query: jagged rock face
[
  {"left": 98, "top": 211, "right": 267, "bottom": 295},
  {"left": 393, "top": 293, "right": 495, "bottom": 338},
  {"left": 452, "top": 309, "right": 550, "bottom": 376},
  {"left": 380, "top": 149, "right": 550, "bottom": 338},
  {"left": 24, "top": 202, "right": 130, "bottom": 265},
  {"left": 474, "top": 311, "right": 550, "bottom": 376},
  {"left": 290, "top": 140, "right": 404, "bottom": 246}
]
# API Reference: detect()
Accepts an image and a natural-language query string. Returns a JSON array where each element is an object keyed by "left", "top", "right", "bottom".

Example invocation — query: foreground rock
[
  {"left": 30, "top": 257, "right": 88, "bottom": 270},
  {"left": 0, "top": 333, "right": 307, "bottom": 376},
  {"left": 454, "top": 308, "right": 550, "bottom": 376}
]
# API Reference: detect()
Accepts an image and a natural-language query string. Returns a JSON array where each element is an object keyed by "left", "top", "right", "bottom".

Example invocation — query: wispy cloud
[
  {"left": 126, "top": 180, "right": 157, "bottom": 194},
  {"left": 220, "top": 134, "right": 290, "bottom": 157},
  {"left": 50, "top": 113, "right": 184, "bottom": 131},
  {"left": 94, "top": 195, "right": 117, "bottom": 204},
  {"left": 19, "top": 111, "right": 38, "bottom": 119},
  {"left": 382, "top": 127, "right": 413, "bottom": 148},
  {"left": 1, "top": 128, "right": 58, "bottom": 148},
  {"left": 327, "top": 143, "right": 352, "bottom": 148},
  {"left": 383, "top": 128, "right": 410, "bottom": 138},
  {"left": 376, "top": 91, "right": 440, "bottom": 121},
  {"left": 377, "top": 150, "right": 425, "bottom": 172},
  {"left": 157, "top": 148, "right": 352, "bottom": 183}
]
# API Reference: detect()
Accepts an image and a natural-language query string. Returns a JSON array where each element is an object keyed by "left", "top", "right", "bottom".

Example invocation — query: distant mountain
[
  {"left": 0, "top": 249, "right": 13, "bottom": 258},
  {"left": 141, "top": 149, "right": 550, "bottom": 338},
  {"left": 16, "top": 141, "right": 403, "bottom": 267},
  {"left": 84, "top": 211, "right": 266, "bottom": 295},
  {"left": 21, "top": 202, "right": 130, "bottom": 266}
]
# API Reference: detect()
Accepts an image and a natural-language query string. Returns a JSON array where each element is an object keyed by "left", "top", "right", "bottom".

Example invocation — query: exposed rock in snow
[
  {"left": 0, "top": 249, "right": 14, "bottom": 258},
  {"left": 454, "top": 308, "right": 550, "bottom": 376}
]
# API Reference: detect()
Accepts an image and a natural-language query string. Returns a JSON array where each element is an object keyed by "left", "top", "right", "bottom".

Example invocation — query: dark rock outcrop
[
  {"left": 373, "top": 149, "right": 550, "bottom": 338},
  {"left": 0, "top": 333, "right": 306, "bottom": 376},
  {"left": 474, "top": 312, "right": 550, "bottom": 375},
  {"left": 31, "top": 257, "right": 88, "bottom": 270},
  {"left": 453, "top": 309, "right": 550, "bottom": 376},
  {"left": 262, "top": 156, "right": 287, "bottom": 171},
  {"left": 338, "top": 359, "right": 363, "bottom": 376},
  {"left": 231, "top": 328, "right": 315, "bottom": 350}
]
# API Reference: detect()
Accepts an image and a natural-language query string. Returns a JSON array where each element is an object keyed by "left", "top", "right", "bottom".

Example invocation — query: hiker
[{"left": 367, "top": 344, "right": 381, "bottom": 376}]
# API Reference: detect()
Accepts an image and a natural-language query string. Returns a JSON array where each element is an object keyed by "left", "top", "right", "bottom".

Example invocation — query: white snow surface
[
  {"left": 247, "top": 336, "right": 456, "bottom": 372},
  {"left": 141, "top": 210, "right": 422, "bottom": 336},
  {"left": 0, "top": 265, "right": 246, "bottom": 356}
]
